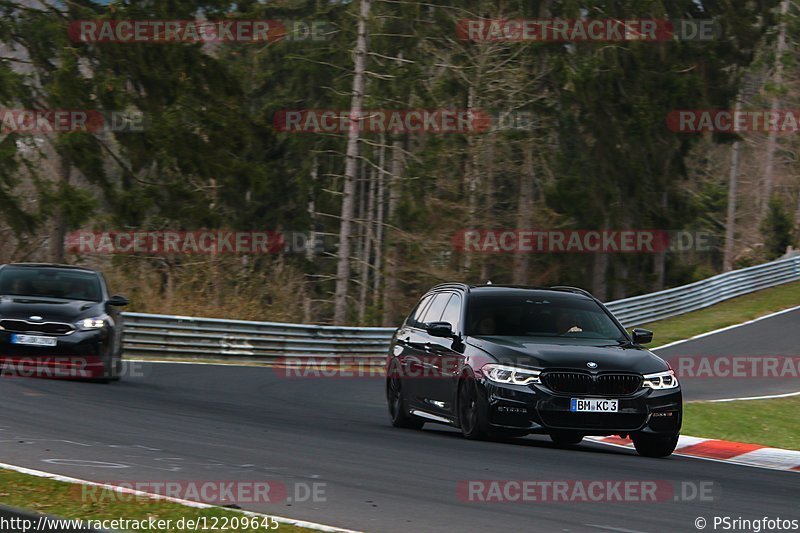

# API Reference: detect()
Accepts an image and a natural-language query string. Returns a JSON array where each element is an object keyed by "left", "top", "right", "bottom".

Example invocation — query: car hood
[
  {"left": 467, "top": 336, "right": 668, "bottom": 374},
  {"left": 0, "top": 295, "right": 103, "bottom": 322}
]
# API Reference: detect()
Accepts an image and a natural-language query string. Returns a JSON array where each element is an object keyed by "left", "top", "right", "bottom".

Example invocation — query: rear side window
[
  {"left": 406, "top": 294, "right": 434, "bottom": 328},
  {"left": 439, "top": 294, "right": 462, "bottom": 332},
  {"left": 420, "top": 293, "right": 451, "bottom": 324}
]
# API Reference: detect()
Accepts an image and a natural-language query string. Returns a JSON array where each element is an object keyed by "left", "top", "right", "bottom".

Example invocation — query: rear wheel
[
  {"left": 549, "top": 432, "right": 584, "bottom": 446},
  {"left": 457, "top": 375, "right": 489, "bottom": 440},
  {"left": 632, "top": 433, "right": 679, "bottom": 457},
  {"left": 386, "top": 362, "right": 424, "bottom": 429}
]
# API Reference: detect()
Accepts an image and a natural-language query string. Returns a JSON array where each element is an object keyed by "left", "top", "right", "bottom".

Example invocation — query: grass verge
[
  {"left": 637, "top": 280, "right": 800, "bottom": 348},
  {"left": 682, "top": 396, "right": 800, "bottom": 451},
  {"left": 0, "top": 469, "right": 313, "bottom": 532}
]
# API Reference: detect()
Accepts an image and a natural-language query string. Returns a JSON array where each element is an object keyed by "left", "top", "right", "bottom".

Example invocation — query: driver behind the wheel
[{"left": 556, "top": 309, "right": 583, "bottom": 335}]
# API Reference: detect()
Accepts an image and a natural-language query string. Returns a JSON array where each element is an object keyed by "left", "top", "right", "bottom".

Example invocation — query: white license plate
[
  {"left": 10, "top": 334, "right": 57, "bottom": 347},
  {"left": 570, "top": 398, "right": 618, "bottom": 412}
]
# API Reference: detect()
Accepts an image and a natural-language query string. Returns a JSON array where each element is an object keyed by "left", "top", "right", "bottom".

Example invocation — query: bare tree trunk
[
  {"left": 333, "top": 0, "right": 370, "bottom": 325},
  {"left": 724, "top": 101, "right": 742, "bottom": 271},
  {"left": 463, "top": 85, "right": 479, "bottom": 275},
  {"left": 382, "top": 138, "right": 404, "bottom": 326},
  {"left": 512, "top": 145, "right": 535, "bottom": 284},
  {"left": 306, "top": 157, "right": 318, "bottom": 263},
  {"left": 478, "top": 134, "right": 496, "bottom": 282},
  {"left": 760, "top": 0, "right": 789, "bottom": 219},
  {"left": 612, "top": 259, "right": 629, "bottom": 300},
  {"left": 358, "top": 157, "right": 377, "bottom": 323},
  {"left": 49, "top": 155, "right": 70, "bottom": 263},
  {"left": 355, "top": 157, "right": 366, "bottom": 292},
  {"left": 590, "top": 252, "right": 609, "bottom": 301},
  {"left": 651, "top": 186, "right": 669, "bottom": 291},
  {"left": 303, "top": 158, "right": 319, "bottom": 324},
  {"left": 372, "top": 135, "right": 386, "bottom": 307}
]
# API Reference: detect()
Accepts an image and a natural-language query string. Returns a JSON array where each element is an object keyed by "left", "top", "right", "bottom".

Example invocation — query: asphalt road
[
  {"left": 1, "top": 356, "right": 798, "bottom": 532},
  {"left": 1, "top": 309, "right": 799, "bottom": 532},
  {"left": 654, "top": 306, "right": 800, "bottom": 400}
]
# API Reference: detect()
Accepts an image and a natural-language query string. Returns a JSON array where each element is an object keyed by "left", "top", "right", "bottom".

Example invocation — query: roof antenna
[{"left": 486, "top": 280, "right": 492, "bottom": 285}]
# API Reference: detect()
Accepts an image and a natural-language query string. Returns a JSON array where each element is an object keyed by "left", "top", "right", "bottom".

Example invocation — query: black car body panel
[
  {"left": 386, "top": 284, "right": 682, "bottom": 446},
  {"left": 0, "top": 264, "right": 127, "bottom": 380}
]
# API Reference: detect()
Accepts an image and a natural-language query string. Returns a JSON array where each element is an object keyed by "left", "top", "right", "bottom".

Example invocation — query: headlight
[
  {"left": 77, "top": 317, "right": 106, "bottom": 330},
  {"left": 482, "top": 364, "right": 541, "bottom": 385},
  {"left": 642, "top": 370, "right": 679, "bottom": 389}
]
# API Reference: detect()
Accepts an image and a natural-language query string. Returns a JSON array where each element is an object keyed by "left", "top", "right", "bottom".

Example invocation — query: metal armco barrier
[
  {"left": 122, "top": 313, "right": 395, "bottom": 360},
  {"left": 604, "top": 254, "right": 800, "bottom": 327},
  {"left": 122, "top": 255, "right": 800, "bottom": 359}
]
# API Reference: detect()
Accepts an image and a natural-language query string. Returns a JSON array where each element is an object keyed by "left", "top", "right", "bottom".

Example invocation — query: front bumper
[
  {"left": 0, "top": 328, "right": 111, "bottom": 379},
  {"left": 480, "top": 379, "right": 682, "bottom": 437}
]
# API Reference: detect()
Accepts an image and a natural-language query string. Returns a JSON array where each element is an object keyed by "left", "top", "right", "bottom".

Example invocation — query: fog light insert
[{"left": 651, "top": 411, "right": 675, "bottom": 417}]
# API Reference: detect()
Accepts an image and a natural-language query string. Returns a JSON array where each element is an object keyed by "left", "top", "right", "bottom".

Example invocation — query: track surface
[
  {"left": 1, "top": 309, "right": 799, "bottom": 532},
  {"left": 654, "top": 306, "right": 800, "bottom": 400}
]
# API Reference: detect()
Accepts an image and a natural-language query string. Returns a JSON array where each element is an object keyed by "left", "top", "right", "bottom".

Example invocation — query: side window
[
  {"left": 420, "top": 293, "right": 451, "bottom": 325},
  {"left": 406, "top": 294, "right": 434, "bottom": 328},
  {"left": 439, "top": 294, "right": 462, "bottom": 332}
]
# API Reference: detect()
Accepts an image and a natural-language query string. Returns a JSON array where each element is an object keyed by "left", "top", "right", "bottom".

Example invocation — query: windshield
[
  {"left": 466, "top": 291, "right": 626, "bottom": 341},
  {"left": 0, "top": 267, "right": 103, "bottom": 302}
]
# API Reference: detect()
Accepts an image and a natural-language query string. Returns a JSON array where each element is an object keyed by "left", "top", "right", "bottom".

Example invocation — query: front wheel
[
  {"left": 110, "top": 354, "right": 122, "bottom": 382},
  {"left": 386, "top": 363, "right": 424, "bottom": 429},
  {"left": 632, "top": 433, "right": 679, "bottom": 457},
  {"left": 457, "top": 375, "right": 489, "bottom": 440}
]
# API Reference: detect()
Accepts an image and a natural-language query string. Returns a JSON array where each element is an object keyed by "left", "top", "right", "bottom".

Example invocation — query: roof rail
[
  {"left": 547, "top": 285, "right": 595, "bottom": 298},
  {"left": 3, "top": 263, "right": 94, "bottom": 271},
  {"left": 429, "top": 282, "right": 471, "bottom": 292}
]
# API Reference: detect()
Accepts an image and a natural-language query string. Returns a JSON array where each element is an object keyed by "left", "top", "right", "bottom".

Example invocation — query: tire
[
  {"left": 386, "top": 362, "right": 425, "bottom": 429},
  {"left": 457, "top": 374, "right": 489, "bottom": 440},
  {"left": 632, "top": 433, "right": 679, "bottom": 458},
  {"left": 110, "top": 354, "right": 122, "bottom": 382},
  {"left": 549, "top": 432, "right": 584, "bottom": 446},
  {"left": 92, "top": 354, "right": 117, "bottom": 384}
]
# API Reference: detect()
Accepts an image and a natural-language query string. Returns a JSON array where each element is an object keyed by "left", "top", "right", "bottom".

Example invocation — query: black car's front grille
[
  {"left": 541, "top": 372, "right": 642, "bottom": 396},
  {"left": 0, "top": 319, "right": 74, "bottom": 335},
  {"left": 596, "top": 374, "right": 642, "bottom": 395},
  {"left": 542, "top": 372, "right": 593, "bottom": 394}
]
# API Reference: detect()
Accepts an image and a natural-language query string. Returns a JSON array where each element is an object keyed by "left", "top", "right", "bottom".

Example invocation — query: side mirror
[
  {"left": 426, "top": 321, "right": 455, "bottom": 338},
  {"left": 631, "top": 328, "right": 653, "bottom": 345},
  {"left": 107, "top": 295, "right": 129, "bottom": 307}
]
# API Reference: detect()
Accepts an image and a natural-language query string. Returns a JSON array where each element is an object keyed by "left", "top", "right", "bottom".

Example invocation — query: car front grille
[
  {"left": 0, "top": 319, "right": 75, "bottom": 335},
  {"left": 541, "top": 371, "right": 642, "bottom": 396}
]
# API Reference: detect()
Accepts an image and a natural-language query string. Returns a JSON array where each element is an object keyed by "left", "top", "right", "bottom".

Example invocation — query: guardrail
[
  {"left": 605, "top": 254, "right": 800, "bottom": 327},
  {"left": 122, "top": 255, "right": 800, "bottom": 360},
  {"left": 122, "top": 313, "right": 395, "bottom": 360}
]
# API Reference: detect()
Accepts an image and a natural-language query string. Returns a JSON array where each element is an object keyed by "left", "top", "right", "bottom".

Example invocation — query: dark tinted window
[
  {"left": 466, "top": 291, "right": 625, "bottom": 340},
  {"left": 420, "top": 293, "right": 451, "bottom": 324},
  {"left": 439, "top": 294, "right": 462, "bottom": 332},
  {"left": 406, "top": 294, "right": 434, "bottom": 328},
  {"left": 0, "top": 267, "right": 102, "bottom": 301}
]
